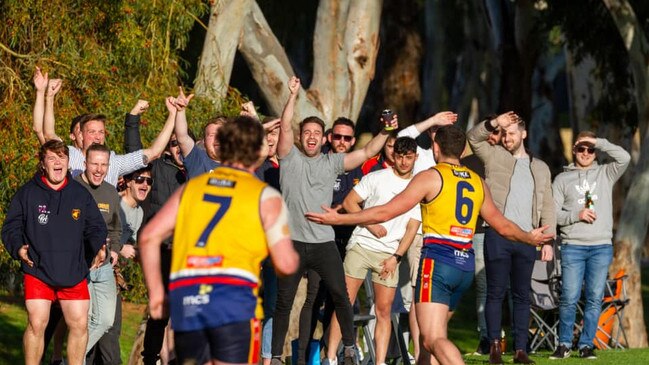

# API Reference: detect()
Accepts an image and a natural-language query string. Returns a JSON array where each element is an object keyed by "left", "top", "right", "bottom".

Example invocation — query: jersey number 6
[{"left": 455, "top": 181, "right": 474, "bottom": 225}]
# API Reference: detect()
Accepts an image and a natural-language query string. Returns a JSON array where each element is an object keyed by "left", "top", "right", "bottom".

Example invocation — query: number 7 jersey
[
  {"left": 169, "top": 166, "right": 269, "bottom": 332},
  {"left": 420, "top": 163, "right": 484, "bottom": 272}
]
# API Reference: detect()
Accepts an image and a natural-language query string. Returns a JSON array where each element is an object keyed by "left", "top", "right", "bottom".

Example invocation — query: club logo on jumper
[
  {"left": 208, "top": 178, "right": 236, "bottom": 188},
  {"left": 452, "top": 169, "right": 470, "bottom": 179},
  {"left": 450, "top": 226, "right": 473, "bottom": 239},
  {"left": 333, "top": 178, "right": 341, "bottom": 192},
  {"left": 71, "top": 209, "right": 81, "bottom": 220},
  {"left": 183, "top": 284, "right": 213, "bottom": 306},
  {"left": 186, "top": 255, "right": 223, "bottom": 268},
  {"left": 454, "top": 249, "right": 470, "bottom": 259},
  {"left": 575, "top": 180, "right": 598, "bottom": 206},
  {"left": 97, "top": 203, "right": 110, "bottom": 214},
  {"left": 37, "top": 205, "right": 50, "bottom": 225}
]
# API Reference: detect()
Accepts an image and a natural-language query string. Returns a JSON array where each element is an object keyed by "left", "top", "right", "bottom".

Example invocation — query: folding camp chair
[
  {"left": 528, "top": 245, "right": 562, "bottom": 353},
  {"left": 592, "top": 270, "right": 630, "bottom": 350}
]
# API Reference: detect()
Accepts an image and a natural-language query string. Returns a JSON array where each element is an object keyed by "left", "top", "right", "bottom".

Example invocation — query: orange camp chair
[{"left": 593, "top": 270, "right": 629, "bottom": 350}]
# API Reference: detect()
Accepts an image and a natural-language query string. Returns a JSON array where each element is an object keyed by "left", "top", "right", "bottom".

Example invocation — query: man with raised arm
[
  {"left": 270, "top": 76, "right": 397, "bottom": 365},
  {"left": 306, "top": 125, "right": 553, "bottom": 365},
  {"left": 32, "top": 70, "right": 176, "bottom": 186},
  {"left": 467, "top": 112, "right": 555, "bottom": 365},
  {"left": 140, "top": 116, "right": 299, "bottom": 365}
]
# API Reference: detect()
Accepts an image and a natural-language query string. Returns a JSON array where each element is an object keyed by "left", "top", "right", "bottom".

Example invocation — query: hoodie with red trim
[{"left": 1, "top": 172, "right": 107, "bottom": 287}]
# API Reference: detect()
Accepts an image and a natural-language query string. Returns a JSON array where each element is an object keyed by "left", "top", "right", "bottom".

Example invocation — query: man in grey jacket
[
  {"left": 467, "top": 111, "right": 555, "bottom": 365},
  {"left": 549, "top": 132, "right": 630, "bottom": 360}
]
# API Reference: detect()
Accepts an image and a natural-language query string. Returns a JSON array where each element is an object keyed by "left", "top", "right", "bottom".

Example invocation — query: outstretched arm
[
  {"left": 343, "top": 116, "right": 399, "bottom": 171},
  {"left": 43, "top": 79, "right": 63, "bottom": 142},
  {"left": 277, "top": 77, "right": 300, "bottom": 159},
  {"left": 32, "top": 67, "right": 48, "bottom": 145},
  {"left": 398, "top": 111, "right": 458, "bottom": 138},
  {"left": 124, "top": 99, "right": 149, "bottom": 153},
  {"left": 173, "top": 87, "right": 196, "bottom": 158},
  {"left": 141, "top": 97, "right": 177, "bottom": 163}
]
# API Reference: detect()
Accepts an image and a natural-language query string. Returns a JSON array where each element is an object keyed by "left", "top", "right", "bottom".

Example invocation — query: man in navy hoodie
[{"left": 2, "top": 140, "right": 107, "bottom": 365}]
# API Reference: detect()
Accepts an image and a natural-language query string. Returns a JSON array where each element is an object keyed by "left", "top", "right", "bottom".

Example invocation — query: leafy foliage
[
  {"left": 544, "top": 0, "right": 642, "bottom": 129},
  {"left": 0, "top": 0, "right": 245, "bottom": 298}
]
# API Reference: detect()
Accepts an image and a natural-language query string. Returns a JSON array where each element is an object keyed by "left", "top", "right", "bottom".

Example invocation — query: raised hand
[
  {"left": 33, "top": 67, "right": 48, "bottom": 92},
  {"left": 240, "top": 100, "right": 259, "bottom": 119},
  {"left": 431, "top": 111, "right": 458, "bottom": 127},
  {"left": 175, "top": 87, "right": 194, "bottom": 112},
  {"left": 130, "top": 99, "right": 150, "bottom": 116},
  {"left": 288, "top": 76, "right": 300, "bottom": 95},
  {"left": 165, "top": 96, "right": 178, "bottom": 113},
  {"left": 263, "top": 118, "right": 281, "bottom": 132},
  {"left": 494, "top": 111, "right": 521, "bottom": 129}
]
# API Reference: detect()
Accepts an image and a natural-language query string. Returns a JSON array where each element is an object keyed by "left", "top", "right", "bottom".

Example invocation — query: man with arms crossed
[
  {"left": 270, "top": 77, "right": 397, "bottom": 365},
  {"left": 549, "top": 132, "right": 630, "bottom": 360},
  {"left": 306, "top": 126, "right": 552, "bottom": 365},
  {"left": 139, "top": 116, "right": 299, "bottom": 365},
  {"left": 2, "top": 140, "right": 107, "bottom": 365},
  {"left": 326, "top": 136, "right": 421, "bottom": 365}
]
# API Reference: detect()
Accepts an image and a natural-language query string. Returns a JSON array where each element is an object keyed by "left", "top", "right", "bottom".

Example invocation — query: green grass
[
  {"left": 0, "top": 296, "right": 146, "bottom": 364},
  {"left": 1, "top": 265, "right": 649, "bottom": 364},
  {"left": 450, "top": 264, "right": 649, "bottom": 364}
]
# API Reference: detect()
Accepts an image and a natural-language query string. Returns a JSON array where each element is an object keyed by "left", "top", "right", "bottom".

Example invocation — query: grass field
[{"left": 1, "top": 265, "right": 648, "bottom": 364}]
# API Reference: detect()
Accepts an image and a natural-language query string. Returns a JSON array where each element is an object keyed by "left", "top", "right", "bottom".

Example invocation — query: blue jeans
[
  {"left": 86, "top": 264, "right": 117, "bottom": 353},
  {"left": 558, "top": 244, "right": 613, "bottom": 349},
  {"left": 473, "top": 233, "right": 488, "bottom": 340}
]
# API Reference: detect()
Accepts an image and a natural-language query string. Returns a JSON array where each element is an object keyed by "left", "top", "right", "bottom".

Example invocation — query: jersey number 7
[{"left": 196, "top": 194, "right": 232, "bottom": 248}]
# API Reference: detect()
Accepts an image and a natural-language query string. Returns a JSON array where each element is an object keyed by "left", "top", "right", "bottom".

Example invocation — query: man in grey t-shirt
[{"left": 270, "top": 77, "right": 397, "bottom": 365}]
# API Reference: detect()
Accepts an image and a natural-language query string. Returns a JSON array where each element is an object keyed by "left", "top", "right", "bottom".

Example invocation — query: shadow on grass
[{"left": 0, "top": 297, "right": 27, "bottom": 364}]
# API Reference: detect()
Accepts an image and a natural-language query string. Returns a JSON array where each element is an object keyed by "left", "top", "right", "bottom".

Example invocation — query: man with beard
[
  {"left": 75, "top": 143, "right": 123, "bottom": 365},
  {"left": 270, "top": 77, "right": 397, "bottom": 365},
  {"left": 467, "top": 112, "right": 555, "bottom": 365},
  {"left": 2, "top": 140, "right": 107, "bottom": 365},
  {"left": 305, "top": 125, "right": 553, "bottom": 365}
]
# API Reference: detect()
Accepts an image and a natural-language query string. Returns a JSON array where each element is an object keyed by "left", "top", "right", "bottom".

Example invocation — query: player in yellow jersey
[
  {"left": 306, "top": 125, "right": 553, "bottom": 365},
  {"left": 139, "top": 116, "right": 299, "bottom": 365}
]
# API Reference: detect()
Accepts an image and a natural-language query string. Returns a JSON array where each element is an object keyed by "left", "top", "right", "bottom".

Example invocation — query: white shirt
[{"left": 348, "top": 168, "right": 421, "bottom": 253}]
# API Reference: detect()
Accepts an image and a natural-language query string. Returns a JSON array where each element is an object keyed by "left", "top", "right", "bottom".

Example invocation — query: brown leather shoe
[
  {"left": 489, "top": 340, "right": 503, "bottom": 364},
  {"left": 513, "top": 350, "right": 535, "bottom": 364}
]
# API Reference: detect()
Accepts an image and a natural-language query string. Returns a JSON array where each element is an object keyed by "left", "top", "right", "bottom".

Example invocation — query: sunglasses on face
[
  {"left": 332, "top": 133, "right": 353, "bottom": 142},
  {"left": 169, "top": 140, "right": 179, "bottom": 147},
  {"left": 133, "top": 176, "right": 153, "bottom": 186},
  {"left": 576, "top": 146, "right": 595, "bottom": 154}
]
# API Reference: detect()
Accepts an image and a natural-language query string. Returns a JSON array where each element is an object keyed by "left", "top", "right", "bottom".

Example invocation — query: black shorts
[{"left": 175, "top": 319, "right": 261, "bottom": 364}]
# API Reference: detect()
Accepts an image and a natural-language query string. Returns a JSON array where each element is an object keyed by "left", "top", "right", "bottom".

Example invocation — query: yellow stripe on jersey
[{"left": 420, "top": 163, "right": 484, "bottom": 249}]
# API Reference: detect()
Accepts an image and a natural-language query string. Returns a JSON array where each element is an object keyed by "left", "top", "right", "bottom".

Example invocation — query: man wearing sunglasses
[{"left": 549, "top": 132, "right": 630, "bottom": 360}]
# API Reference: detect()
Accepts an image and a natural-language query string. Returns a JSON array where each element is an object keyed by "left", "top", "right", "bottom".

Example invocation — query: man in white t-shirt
[{"left": 325, "top": 137, "right": 421, "bottom": 365}]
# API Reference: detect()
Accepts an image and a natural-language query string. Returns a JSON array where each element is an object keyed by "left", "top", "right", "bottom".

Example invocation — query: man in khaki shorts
[{"left": 324, "top": 137, "right": 421, "bottom": 365}]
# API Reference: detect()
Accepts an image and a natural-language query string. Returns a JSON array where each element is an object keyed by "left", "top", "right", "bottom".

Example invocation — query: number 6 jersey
[
  {"left": 169, "top": 166, "right": 269, "bottom": 332},
  {"left": 420, "top": 163, "right": 484, "bottom": 272}
]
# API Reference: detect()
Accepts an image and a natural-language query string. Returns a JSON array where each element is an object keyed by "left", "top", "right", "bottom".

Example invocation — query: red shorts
[{"left": 24, "top": 274, "right": 90, "bottom": 301}]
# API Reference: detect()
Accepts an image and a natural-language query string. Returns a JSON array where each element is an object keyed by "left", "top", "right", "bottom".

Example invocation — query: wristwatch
[{"left": 392, "top": 253, "right": 402, "bottom": 263}]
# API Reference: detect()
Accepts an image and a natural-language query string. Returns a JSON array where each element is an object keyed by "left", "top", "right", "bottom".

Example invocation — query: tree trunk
[
  {"left": 602, "top": 0, "right": 649, "bottom": 347},
  {"left": 420, "top": 0, "right": 445, "bottom": 117},
  {"left": 194, "top": 0, "right": 251, "bottom": 101},
  {"left": 564, "top": 50, "right": 601, "bottom": 136}
]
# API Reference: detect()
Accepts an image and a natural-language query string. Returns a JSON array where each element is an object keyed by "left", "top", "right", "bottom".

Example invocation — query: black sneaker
[
  {"left": 549, "top": 345, "right": 571, "bottom": 360},
  {"left": 579, "top": 347, "right": 597, "bottom": 359}
]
